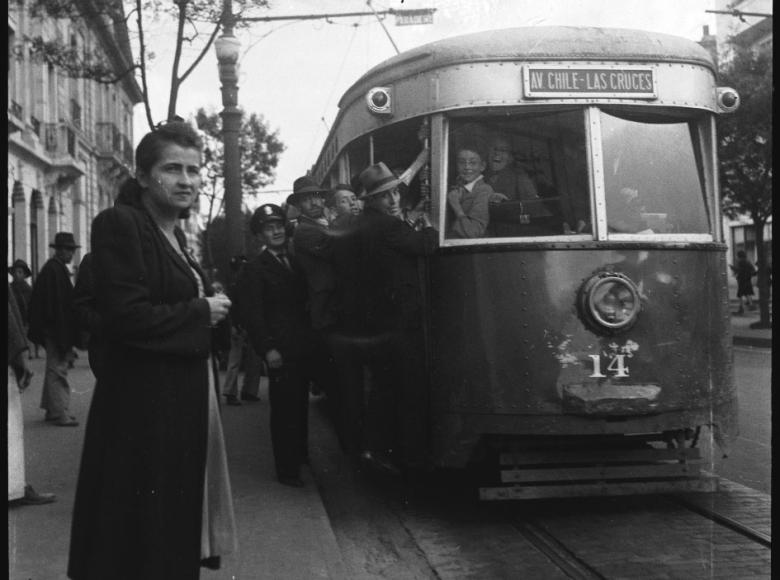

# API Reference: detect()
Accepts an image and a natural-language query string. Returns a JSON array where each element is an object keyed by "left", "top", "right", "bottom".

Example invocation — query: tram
[{"left": 311, "top": 27, "right": 740, "bottom": 499}]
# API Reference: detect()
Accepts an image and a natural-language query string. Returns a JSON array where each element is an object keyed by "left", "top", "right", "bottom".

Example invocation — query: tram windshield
[
  {"left": 601, "top": 111, "right": 709, "bottom": 235},
  {"left": 443, "top": 109, "right": 710, "bottom": 241}
]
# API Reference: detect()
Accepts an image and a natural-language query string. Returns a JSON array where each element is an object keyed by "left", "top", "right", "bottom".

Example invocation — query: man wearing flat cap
[
  {"left": 28, "top": 232, "right": 80, "bottom": 427},
  {"left": 238, "top": 204, "right": 317, "bottom": 487},
  {"left": 333, "top": 161, "right": 438, "bottom": 477}
]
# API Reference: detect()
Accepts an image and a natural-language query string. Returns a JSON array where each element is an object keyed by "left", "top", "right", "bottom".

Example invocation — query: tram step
[
  {"left": 499, "top": 447, "right": 700, "bottom": 466},
  {"left": 479, "top": 475, "right": 719, "bottom": 501},
  {"left": 500, "top": 461, "right": 702, "bottom": 483}
]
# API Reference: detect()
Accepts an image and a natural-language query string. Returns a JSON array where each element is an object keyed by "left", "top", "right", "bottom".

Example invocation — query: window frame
[{"left": 436, "top": 106, "right": 717, "bottom": 248}]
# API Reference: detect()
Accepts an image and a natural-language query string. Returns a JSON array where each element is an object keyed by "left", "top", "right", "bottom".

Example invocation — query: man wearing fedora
[
  {"left": 287, "top": 176, "right": 339, "bottom": 402},
  {"left": 333, "top": 161, "right": 438, "bottom": 477},
  {"left": 27, "top": 232, "right": 80, "bottom": 427}
]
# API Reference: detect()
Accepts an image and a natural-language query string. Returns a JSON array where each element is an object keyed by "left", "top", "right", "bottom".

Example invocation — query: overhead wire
[{"left": 303, "top": 18, "right": 361, "bottom": 170}]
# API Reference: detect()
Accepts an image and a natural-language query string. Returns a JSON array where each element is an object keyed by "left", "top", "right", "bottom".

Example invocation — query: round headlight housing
[{"left": 579, "top": 272, "right": 641, "bottom": 333}]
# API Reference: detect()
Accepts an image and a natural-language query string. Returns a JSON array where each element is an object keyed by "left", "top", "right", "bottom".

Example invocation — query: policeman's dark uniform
[{"left": 238, "top": 204, "right": 316, "bottom": 486}]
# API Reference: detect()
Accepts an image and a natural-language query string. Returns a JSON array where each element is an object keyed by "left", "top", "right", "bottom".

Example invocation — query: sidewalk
[
  {"left": 729, "top": 299, "right": 772, "bottom": 348},
  {"left": 8, "top": 357, "right": 348, "bottom": 580}
]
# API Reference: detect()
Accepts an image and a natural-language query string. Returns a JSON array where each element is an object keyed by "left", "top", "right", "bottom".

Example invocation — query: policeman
[{"left": 238, "top": 204, "right": 316, "bottom": 487}]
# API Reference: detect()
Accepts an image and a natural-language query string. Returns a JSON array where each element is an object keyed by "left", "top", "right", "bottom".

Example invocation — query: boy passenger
[{"left": 447, "top": 146, "right": 494, "bottom": 238}]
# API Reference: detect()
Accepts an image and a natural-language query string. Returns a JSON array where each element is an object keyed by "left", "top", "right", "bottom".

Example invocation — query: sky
[{"left": 133, "top": 0, "right": 721, "bottom": 209}]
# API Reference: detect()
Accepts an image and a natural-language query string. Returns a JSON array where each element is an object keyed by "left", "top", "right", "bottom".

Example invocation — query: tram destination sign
[{"left": 523, "top": 65, "right": 657, "bottom": 99}]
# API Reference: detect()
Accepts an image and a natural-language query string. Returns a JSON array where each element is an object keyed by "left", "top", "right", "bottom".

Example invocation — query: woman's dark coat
[{"left": 68, "top": 203, "right": 214, "bottom": 580}]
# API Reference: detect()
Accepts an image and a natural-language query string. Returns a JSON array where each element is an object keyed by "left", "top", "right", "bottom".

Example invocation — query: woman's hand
[
  {"left": 206, "top": 294, "right": 231, "bottom": 326},
  {"left": 265, "top": 348, "right": 283, "bottom": 370}
]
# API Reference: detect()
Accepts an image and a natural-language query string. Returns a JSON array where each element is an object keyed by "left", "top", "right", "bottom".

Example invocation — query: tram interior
[{"left": 447, "top": 111, "right": 591, "bottom": 239}]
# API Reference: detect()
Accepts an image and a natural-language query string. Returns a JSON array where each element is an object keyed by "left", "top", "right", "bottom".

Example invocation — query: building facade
[{"left": 8, "top": 0, "right": 143, "bottom": 276}]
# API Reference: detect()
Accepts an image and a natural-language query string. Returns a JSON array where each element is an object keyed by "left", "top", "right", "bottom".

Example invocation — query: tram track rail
[
  {"left": 514, "top": 519, "right": 607, "bottom": 580},
  {"left": 668, "top": 495, "right": 772, "bottom": 549}
]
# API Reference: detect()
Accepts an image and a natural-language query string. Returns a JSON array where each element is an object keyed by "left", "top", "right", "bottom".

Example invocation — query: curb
[{"left": 733, "top": 336, "right": 772, "bottom": 348}]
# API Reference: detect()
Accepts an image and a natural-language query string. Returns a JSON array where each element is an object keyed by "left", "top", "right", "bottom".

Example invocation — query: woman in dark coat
[
  {"left": 731, "top": 250, "right": 757, "bottom": 314},
  {"left": 68, "top": 121, "right": 236, "bottom": 580}
]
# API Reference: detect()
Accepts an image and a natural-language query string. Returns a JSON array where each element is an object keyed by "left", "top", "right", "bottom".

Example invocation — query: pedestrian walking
[
  {"left": 731, "top": 250, "right": 757, "bottom": 314},
  {"left": 8, "top": 287, "right": 56, "bottom": 506},
  {"left": 27, "top": 232, "right": 80, "bottom": 427},
  {"left": 239, "top": 204, "right": 318, "bottom": 487},
  {"left": 68, "top": 120, "right": 236, "bottom": 580}
]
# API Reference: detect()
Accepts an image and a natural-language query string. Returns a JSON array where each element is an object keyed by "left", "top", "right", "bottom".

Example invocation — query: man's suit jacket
[
  {"left": 354, "top": 207, "right": 438, "bottom": 333},
  {"left": 238, "top": 248, "right": 315, "bottom": 361},
  {"left": 27, "top": 256, "right": 76, "bottom": 355}
]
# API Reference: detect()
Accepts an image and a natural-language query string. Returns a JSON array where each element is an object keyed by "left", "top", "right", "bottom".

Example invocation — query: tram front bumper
[{"left": 562, "top": 383, "right": 661, "bottom": 416}]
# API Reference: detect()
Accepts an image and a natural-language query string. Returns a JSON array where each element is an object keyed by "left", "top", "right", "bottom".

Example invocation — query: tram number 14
[{"left": 588, "top": 354, "right": 629, "bottom": 378}]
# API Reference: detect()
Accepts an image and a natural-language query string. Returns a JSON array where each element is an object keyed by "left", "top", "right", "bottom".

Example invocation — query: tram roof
[{"left": 338, "top": 26, "right": 715, "bottom": 109}]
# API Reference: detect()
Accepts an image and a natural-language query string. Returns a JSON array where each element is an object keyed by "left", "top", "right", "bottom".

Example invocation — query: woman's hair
[
  {"left": 136, "top": 120, "right": 203, "bottom": 175},
  {"left": 116, "top": 120, "right": 203, "bottom": 217}
]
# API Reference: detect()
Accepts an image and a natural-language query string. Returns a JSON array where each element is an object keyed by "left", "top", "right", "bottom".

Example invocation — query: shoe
[
  {"left": 200, "top": 556, "right": 221, "bottom": 570},
  {"left": 44, "top": 413, "right": 58, "bottom": 422},
  {"left": 277, "top": 475, "right": 304, "bottom": 487},
  {"left": 240, "top": 393, "right": 261, "bottom": 402},
  {"left": 54, "top": 416, "right": 79, "bottom": 427},
  {"left": 225, "top": 395, "right": 242, "bottom": 406},
  {"left": 19, "top": 485, "right": 56, "bottom": 505}
]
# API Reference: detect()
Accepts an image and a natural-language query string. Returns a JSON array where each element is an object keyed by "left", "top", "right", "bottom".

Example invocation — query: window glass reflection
[{"left": 601, "top": 112, "right": 709, "bottom": 235}]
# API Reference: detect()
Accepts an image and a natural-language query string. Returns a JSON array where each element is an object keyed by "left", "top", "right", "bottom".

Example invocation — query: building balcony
[
  {"left": 30, "top": 116, "right": 41, "bottom": 138},
  {"left": 71, "top": 99, "right": 82, "bottom": 130},
  {"left": 96, "top": 121, "right": 134, "bottom": 169},
  {"left": 44, "top": 122, "right": 86, "bottom": 186},
  {"left": 9, "top": 100, "right": 25, "bottom": 133}
]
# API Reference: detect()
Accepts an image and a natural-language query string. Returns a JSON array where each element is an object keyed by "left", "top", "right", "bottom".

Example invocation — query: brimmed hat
[
  {"left": 287, "top": 176, "right": 330, "bottom": 206},
  {"left": 49, "top": 232, "right": 80, "bottom": 249},
  {"left": 8, "top": 259, "right": 32, "bottom": 278},
  {"left": 250, "top": 204, "right": 286, "bottom": 234},
  {"left": 358, "top": 162, "right": 400, "bottom": 199}
]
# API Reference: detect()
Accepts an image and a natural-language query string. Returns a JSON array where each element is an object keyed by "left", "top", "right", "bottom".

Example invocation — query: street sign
[{"left": 394, "top": 9, "right": 434, "bottom": 26}]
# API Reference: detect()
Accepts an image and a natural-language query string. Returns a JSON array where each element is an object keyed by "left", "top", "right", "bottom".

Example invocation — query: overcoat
[
  {"left": 68, "top": 203, "right": 214, "bottom": 580},
  {"left": 238, "top": 248, "right": 315, "bottom": 361},
  {"left": 27, "top": 256, "right": 76, "bottom": 356},
  {"left": 354, "top": 207, "right": 438, "bottom": 333}
]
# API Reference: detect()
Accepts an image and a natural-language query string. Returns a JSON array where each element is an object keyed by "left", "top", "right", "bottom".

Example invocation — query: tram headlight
[
  {"left": 716, "top": 87, "right": 740, "bottom": 114},
  {"left": 366, "top": 87, "right": 393, "bottom": 115},
  {"left": 578, "top": 272, "right": 641, "bottom": 333}
]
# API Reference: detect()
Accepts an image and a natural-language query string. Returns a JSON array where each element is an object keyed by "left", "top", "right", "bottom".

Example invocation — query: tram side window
[
  {"left": 601, "top": 112, "right": 709, "bottom": 235},
  {"left": 446, "top": 111, "right": 590, "bottom": 240}
]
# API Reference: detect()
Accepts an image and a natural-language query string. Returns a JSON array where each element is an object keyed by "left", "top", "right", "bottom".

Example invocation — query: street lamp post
[{"left": 215, "top": 0, "right": 244, "bottom": 272}]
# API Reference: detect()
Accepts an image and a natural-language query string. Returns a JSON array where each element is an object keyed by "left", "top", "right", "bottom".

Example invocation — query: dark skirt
[{"left": 737, "top": 278, "right": 754, "bottom": 297}]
